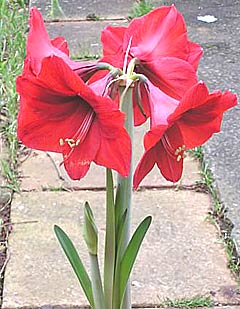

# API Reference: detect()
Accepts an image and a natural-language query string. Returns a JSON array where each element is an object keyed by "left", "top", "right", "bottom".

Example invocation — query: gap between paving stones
[{"left": 44, "top": 17, "right": 128, "bottom": 22}]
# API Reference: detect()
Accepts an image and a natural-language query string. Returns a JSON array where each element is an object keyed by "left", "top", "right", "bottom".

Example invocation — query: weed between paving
[{"left": 0, "top": 1, "right": 28, "bottom": 304}]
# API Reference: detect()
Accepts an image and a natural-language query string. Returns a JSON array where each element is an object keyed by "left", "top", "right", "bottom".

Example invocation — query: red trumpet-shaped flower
[
  {"left": 133, "top": 82, "right": 237, "bottom": 188},
  {"left": 17, "top": 55, "right": 131, "bottom": 180},
  {"left": 99, "top": 5, "right": 201, "bottom": 100}
]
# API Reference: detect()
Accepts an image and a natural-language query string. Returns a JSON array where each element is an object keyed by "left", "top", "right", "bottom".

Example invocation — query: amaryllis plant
[{"left": 17, "top": 6, "right": 237, "bottom": 309}]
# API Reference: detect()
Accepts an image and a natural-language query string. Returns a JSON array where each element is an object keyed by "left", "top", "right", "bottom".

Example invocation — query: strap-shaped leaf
[
  {"left": 112, "top": 209, "right": 128, "bottom": 309},
  {"left": 119, "top": 216, "right": 152, "bottom": 307},
  {"left": 54, "top": 225, "right": 94, "bottom": 308}
]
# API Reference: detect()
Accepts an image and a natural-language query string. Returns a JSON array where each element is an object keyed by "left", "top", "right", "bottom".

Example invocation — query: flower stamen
[
  {"left": 162, "top": 135, "right": 185, "bottom": 162},
  {"left": 59, "top": 110, "right": 95, "bottom": 163}
]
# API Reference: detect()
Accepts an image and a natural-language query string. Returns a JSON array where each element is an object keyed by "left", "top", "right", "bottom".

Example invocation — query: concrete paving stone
[
  {"left": 45, "top": 20, "right": 128, "bottom": 57},
  {"left": 30, "top": 0, "right": 133, "bottom": 20},
  {"left": 3, "top": 190, "right": 238, "bottom": 308}
]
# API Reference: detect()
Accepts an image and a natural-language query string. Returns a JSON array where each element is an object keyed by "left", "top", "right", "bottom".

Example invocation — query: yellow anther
[
  {"left": 59, "top": 137, "right": 82, "bottom": 149},
  {"left": 175, "top": 148, "right": 180, "bottom": 155},
  {"left": 175, "top": 145, "right": 186, "bottom": 155},
  {"left": 65, "top": 138, "right": 75, "bottom": 143},
  {"left": 65, "top": 138, "right": 76, "bottom": 148},
  {"left": 79, "top": 160, "right": 90, "bottom": 166},
  {"left": 177, "top": 154, "right": 182, "bottom": 162},
  {"left": 59, "top": 138, "right": 65, "bottom": 146}
]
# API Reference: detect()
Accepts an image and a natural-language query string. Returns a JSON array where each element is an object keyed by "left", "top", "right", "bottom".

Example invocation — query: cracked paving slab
[{"left": 3, "top": 190, "right": 238, "bottom": 308}]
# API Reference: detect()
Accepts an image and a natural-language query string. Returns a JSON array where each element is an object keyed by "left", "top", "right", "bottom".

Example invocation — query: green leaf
[
  {"left": 54, "top": 225, "right": 94, "bottom": 308},
  {"left": 112, "top": 209, "right": 127, "bottom": 309},
  {"left": 119, "top": 216, "right": 152, "bottom": 307}
]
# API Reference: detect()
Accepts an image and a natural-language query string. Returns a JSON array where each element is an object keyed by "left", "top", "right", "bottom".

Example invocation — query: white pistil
[{"left": 123, "top": 36, "right": 133, "bottom": 74}]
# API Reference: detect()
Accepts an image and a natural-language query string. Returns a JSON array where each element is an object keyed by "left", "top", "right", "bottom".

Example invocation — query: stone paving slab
[
  {"left": 31, "top": 0, "right": 133, "bottom": 20},
  {"left": 3, "top": 190, "right": 238, "bottom": 308},
  {"left": 20, "top": 150, "right": 201, "bottom": 191},
  {"left": 45, "top": 20, "right": 127, "bottom": 57}
]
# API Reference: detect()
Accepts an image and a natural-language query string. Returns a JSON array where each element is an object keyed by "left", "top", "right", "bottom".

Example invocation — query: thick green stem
[
  {"left": 104, "top": 168, "right": 115, "bottom": 309},
  {"left": 89, "top": 253, "right": 105, "bottom": 309},
  {"left": 114, "top": 85, "right": 134, "bottom": 309}
]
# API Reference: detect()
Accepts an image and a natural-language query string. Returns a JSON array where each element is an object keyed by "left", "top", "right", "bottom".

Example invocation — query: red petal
[
  {"left": 127, "top": 6, "right": 186, "bottom": 59},
  {"left": 145, "top": 80, "right": 179, "bottom": 126},
  {"left": 62, "top": 121, "right": 100, "bottom": 180},
  {"left": 167, "top": 83, "right": 237, "bottom": 149},
  {"left": 132, "top": 82, "right": 150, "bottom": 126},
  {"left": 133, "top": 148, "right": 156, "bottom": 189},
  {"left": 27, "top": 8, "right": 79, "bottom": 74},
  {"left": 138, "top": 57, "right": 198, "bottom": 99},
  {"left": 144, "top": 125, "right": 168, "bottom": 150},
  {"left": 134, "top": 124, "right": 184, "bottom": 187},
  {"left": 168, "top": 82, "right": 209, "bottom": 119},
  {"left": 177, "top": 91, "right": 237, "bottom": 149},
  {"left": 187, "top": 41, "right": 203, "bottom": 70},
  {"left": 156, "top": 126, "right": 184, "bottom": 182},
  {"left": 101, "top": 25, "right": 126, "bottom": 56},
  {"left": 51, "top": 37, "right": 69, "bottom": 56},
  {"left": 125, "top": 5, "right": 202, "bottom": 67},
  {"left": 95, "top": 127, "right": 131, "bottom": 177},
  {"left": 17, "top": 91, "right": 91, "bottom": 153}
]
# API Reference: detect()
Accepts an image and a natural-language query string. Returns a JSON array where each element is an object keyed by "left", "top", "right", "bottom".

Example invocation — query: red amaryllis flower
[
  {"left": 27, "top": 7, "right": 98, "bottom": 80},
  {"left": 99, "top": 5, "right": 201, "bottom": 99},
  {"left": 17, "top": 55, "right": 131, "bottom": 179},
  {"left": 133, "top": 82, "right": 237, "bottom": 188}
]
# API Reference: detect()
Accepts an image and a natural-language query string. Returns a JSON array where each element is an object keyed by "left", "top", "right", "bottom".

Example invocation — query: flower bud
[{"left": 83, "top": 202, "right": 98, "bottom": 255}]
